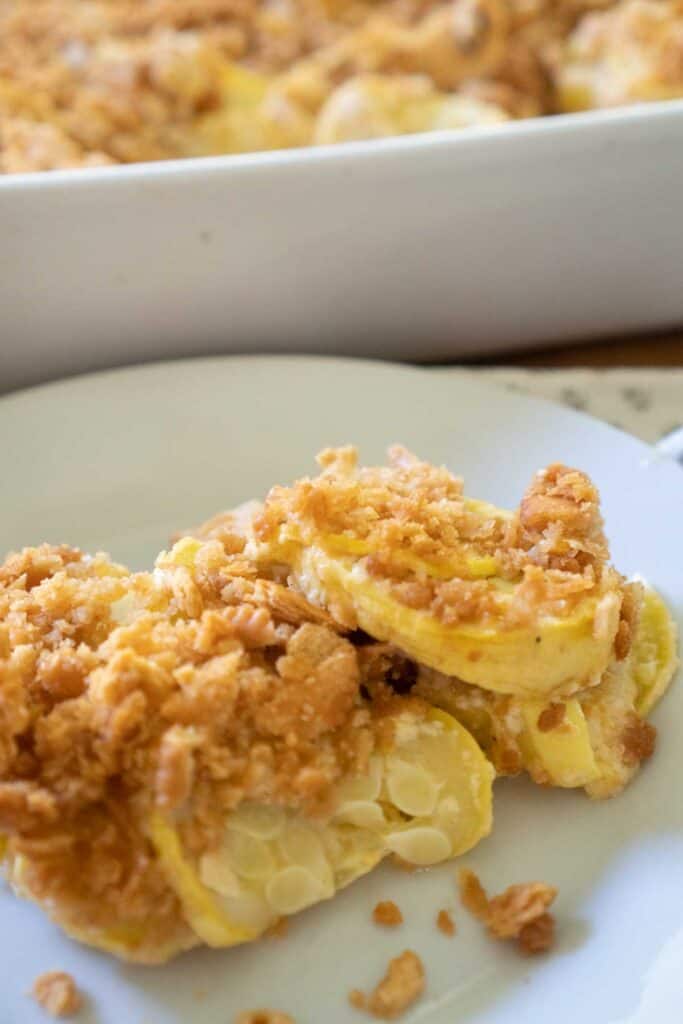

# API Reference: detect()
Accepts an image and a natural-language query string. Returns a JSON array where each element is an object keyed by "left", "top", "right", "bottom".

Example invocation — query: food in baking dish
[{"left": 1, "top": 0, "right": 681, "bottom": 173}]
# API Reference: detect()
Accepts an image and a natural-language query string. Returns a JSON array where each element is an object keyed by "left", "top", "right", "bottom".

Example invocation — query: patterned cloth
[{"left": 432, "top": 367, "right": 683, "bottom": 445}]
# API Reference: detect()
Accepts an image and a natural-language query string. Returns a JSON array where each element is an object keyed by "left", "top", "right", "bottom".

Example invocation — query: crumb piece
[
  {"left": 234, "top": 1011, "right": 295, "bottom": 1024},
  {"left": 31, "top": 972, "right": 82, "bottom": 1018},
  {"left": 621, "top": 714, "right": 657, "bottom": 765},
  {"left": 436, "top": 909, "right": 455, "bottom": 936},
  {"left": 486, "top": 883, "right": 557, "bottom": 941},
  {"left": 458, "top": 869, "right": 557, "bottom": 954},
  {"left": 518, "top": 912, "right": 555, "bottom": 954},
  {"left": 536, "top": 703, "right": 566, "bottom": 732},
  {"left": 349, "top": 950, "right": 425, "bottom": 1019},
  {"left": 373, "top": 901, "right": 403, "bottom": 928},
  {"left": 458, "top": 868, "right": 490, "bottom": 920},
  {"left": 349, "top": 990, "right": 367, "bottom": 1010}
]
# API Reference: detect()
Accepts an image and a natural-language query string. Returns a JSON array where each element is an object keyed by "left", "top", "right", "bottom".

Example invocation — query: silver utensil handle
[{"left": 656, "top": 426, "right": 683, "bottom": 464}]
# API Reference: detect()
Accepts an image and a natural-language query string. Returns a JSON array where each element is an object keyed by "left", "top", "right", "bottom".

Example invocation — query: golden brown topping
[
  {"left": 1, "top": 0, "right": 666, "bottom": 175},
  {"left": 436, "top": 908, "right": 456, "bottom": 935},
  {"left": 536, "top": 702, "right": 566, "bottom": 732},
  {"left": 31, "top": 971, "right": 82, "bottom": 1018},
  {"left": 254, "top": 579, "right": 343, "bottom": 631},
  {"left": 518, "top": 463, "right": 609, "bottom": 572},
  {"left": 372, "top": 900, "right": 404, "bottom": 927},
  {"left": 621, "top": 713, "right": 657, "bottom": 765},
  {"left": 459, "top": 868, "right": 557, "bottom": 954},
  {"left": 0, "top": 541, "right": 384, "bottom": 957},
  {"left": 558, "top": 0, "right": 683, "bottom": 110},
  {"left": 615, "top": 580, "right": 641, "bottom": 661},
  {"left": 349, "top": 950, "right": 425, "bottom": 1019},
  {"left": 255, "top": 447, "right": 621, "bottom": 631}
]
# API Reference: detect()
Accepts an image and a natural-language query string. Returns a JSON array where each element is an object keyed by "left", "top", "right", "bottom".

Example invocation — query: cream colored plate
[{"left": 0, "top": 357, "right": 681, "bottom": 1024}]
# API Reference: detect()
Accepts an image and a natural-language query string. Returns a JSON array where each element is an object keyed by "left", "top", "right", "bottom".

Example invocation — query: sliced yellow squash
[
  {"left": 520, "top": 698, "right": 599, "bottom": 788},
  {"left": 299, "top": 547, "right": 620, "bottom": 699},
  {"left": 633, "top": 585, "right": 679, "bottom": 716},
  {"left": 148, "top": 708, "right": 493, "bottom": 947}
]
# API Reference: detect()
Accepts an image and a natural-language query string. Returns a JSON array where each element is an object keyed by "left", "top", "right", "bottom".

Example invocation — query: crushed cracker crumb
[
  {"left": 458, "top": 869, "right": 556, "bottom": 954},
  {"left": 31, "top": 972, "right": 82, "bottom": 1018},
  {"left": 372, "top": 900, "right": 403, "bottom": 928},
  {"left": 537, "top": 702, "right": 566, "bottom": 732},
  {"left": 436, "top": 908, "right": 455, "bottom": 936},
  {"left": 349, "top": 950, "right": 425, "bottom": 1019},
  {"left": 621, "top": 714, "right": 657, "bottom": 765}
]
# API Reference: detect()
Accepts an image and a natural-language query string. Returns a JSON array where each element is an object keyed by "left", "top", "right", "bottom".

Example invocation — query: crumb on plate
[
  {"left": 349, "top": 949, "right": 425, "bottom": 1019},
  {"left": 458, "top": 869, "right": 556, "bottom": 954},
  {"left": 436, "top": 909, "right": 456, "bottom": 936},
  {"left": 234, "top": 1011, "right": 295, "bottom": 1024},
  {"left": 372, "top": 900, "right": 403, "bottom": 927},
  {"left": 31, "top": 972, "right": 82, "bottom": 1018}
]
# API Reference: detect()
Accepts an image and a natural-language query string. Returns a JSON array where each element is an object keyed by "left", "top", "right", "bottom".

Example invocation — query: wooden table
[{"left": 473, "top": 331, "right": 683, "bottom": 367}]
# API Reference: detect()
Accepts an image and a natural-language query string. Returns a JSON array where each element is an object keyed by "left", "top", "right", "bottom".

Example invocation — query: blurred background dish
[
  {"left": 2, "top": 1, "right": 683, "bottom": 391},
  {"left": 3, "top": 100, "right": 683, "bottom": 393}
]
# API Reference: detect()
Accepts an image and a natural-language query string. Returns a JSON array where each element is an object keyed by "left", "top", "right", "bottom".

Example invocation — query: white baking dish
[{"left": 2, "top": 99, "right": 683, "bottom": 393}]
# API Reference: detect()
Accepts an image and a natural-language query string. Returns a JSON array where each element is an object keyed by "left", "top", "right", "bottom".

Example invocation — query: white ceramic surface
[
  {"left": 0, "top": 356, "right": 681, "bottom": 1024},
  {"left": 3, "top": 101, "right": 683, "bottom": 394}
]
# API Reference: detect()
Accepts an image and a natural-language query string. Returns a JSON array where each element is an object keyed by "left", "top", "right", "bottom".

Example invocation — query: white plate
[
  {"left": 3, "top": 101, "right": 683, "bottom": 393},
  {"left": 1, "top": 356, "right": 681, "bottom": 1024}
]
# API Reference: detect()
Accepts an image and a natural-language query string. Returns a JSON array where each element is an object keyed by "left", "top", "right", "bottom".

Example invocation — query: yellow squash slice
[
  {"left": 148, "top": 708, "right": 493, "bottom": 947},
  {"left": 293, "top": 545, "right": 621, "bottom": 700},
  {"left": 633, "top": 585, "right": 679, "bottom": 716}
]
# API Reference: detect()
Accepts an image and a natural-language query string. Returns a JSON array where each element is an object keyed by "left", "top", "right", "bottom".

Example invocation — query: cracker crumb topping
[
  {"left": 537, "top": 702, "right": 566, "bottom": 732},
  {"left": 621, "top": 713, "right": 657, "bottom": 764},
  {"left": 0, "top": 541, "right": 396, "bottom": 960}
]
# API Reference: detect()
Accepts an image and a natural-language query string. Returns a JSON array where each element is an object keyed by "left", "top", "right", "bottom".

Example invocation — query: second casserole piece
[
  {"left": 0, "top": 536, "right": 493, "bottom": 963},
  {"left": 199, "top": 445, "right": 676, "bottom": 799}
]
